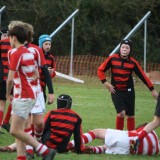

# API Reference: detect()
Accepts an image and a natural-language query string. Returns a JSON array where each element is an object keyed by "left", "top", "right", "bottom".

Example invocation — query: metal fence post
[
  {"left": 0, "top": 6, "right": 6, "bottom": 28},
  {"left": 69, "top": 17, "right": 75, "bottom": 76}
]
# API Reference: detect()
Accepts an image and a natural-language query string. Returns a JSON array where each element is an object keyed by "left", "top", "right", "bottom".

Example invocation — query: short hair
[
  {"left": 8, "top": 25, "right": 28, "bottom": 44},
  {"left": 8, "top": 20, "right": 25, "bottom": 30},
  {"left": 8, "top": 21, "right": 34, "bottom": 43},
  {"left": 24, "top": 23, "right": 34, "bottom": 42}
]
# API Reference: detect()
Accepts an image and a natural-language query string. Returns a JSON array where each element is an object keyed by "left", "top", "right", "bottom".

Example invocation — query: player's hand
[
  {"left": 151, "top": 90, "right": 158, "bottom": 99},
  {"left": 48, "top": 67, "right": 54, "bottom": 74},
  {"left": 47, "top": 93, "right": 54, "bottom": 104},
  {"left": 103, "top": 82, "right": 116, "bottom": 94}
]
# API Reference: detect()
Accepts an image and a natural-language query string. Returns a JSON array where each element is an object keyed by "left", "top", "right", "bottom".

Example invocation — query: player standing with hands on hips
[{"left": 97, "top": 39, "right": 158, "bottom": 131}]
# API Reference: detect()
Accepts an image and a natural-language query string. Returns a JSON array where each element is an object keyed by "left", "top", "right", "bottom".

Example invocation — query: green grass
[{"left": 0, "top": 76, "right": 160, "bottom": 160}]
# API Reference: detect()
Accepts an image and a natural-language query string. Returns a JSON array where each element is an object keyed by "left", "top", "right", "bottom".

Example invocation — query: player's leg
[
  {"left": 68, "top": 129, "right": 107, "bottom": 152},
  {"left": 0, "top": 142, "right": 16, "bottom": 152},
  {"left": 31, "top": 91, "right": 45, "bottom": 141},
  {"left": 2, "top": 103, "right": 12, "bottom": 132},
  {"left": 83, "top": 145, "right": 106, "bottom": 154},
  {"left": 0, "top": 100, "right": 6, "bottom": 133},
  {"left": 111, "top": 91, "right": 126, "bottom": 130},
  {"left": 0, "top": 81, "right": 7, "bottom": 133},
  {"left": 126, "top": 90, "right": 135, "bottom": 131},
  {"left": 32, "top": 114, "right": 44, "bottom": 141},
  {"left": 25, "top": 115, "right": 35, "bottom": 158},
  {"left": 25, "top": 92, "right": 45, "bottom": 158},
  {"left": 83, "top": 129, "right": 107, "bottom": 154},
  {"left": 11, "top": 98, "right": 56, "bottom": 159},
  {"left": 10, "top": 113, "right": 31, "bottom": 158}
]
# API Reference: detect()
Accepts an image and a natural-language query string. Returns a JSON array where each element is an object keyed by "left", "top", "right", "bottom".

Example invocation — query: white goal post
[{"left": 55, "top": 71, "right": 84, "bottom": 84}]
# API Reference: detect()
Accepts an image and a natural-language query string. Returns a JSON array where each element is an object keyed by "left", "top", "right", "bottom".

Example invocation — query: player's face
[
  {"left": 1, "top": 33, "right": 8, "bottom": 40},
  {"left": 43, "top": 41, "right": 51, "bottom": 52},
  {"left": 120, "top": 44, "right": 130, "bottom": 58}
]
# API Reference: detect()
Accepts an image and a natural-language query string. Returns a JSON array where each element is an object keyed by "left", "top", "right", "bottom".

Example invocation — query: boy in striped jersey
[
  {"left": 6, "top": 23, "right": 56, "bottom": 160},
  {"left": 42, "top": 94, "right": 84, "bottom": 153},
  {"left": 97, "top": 39, "right": 158, "bottom": 131},
  {"left": 38, "top": 34, "right": 56, "bottom": 103},
  {"left": 2, "top": 22, "right": 55, "bottom": 135},
  {"left": 68, "top": 123, "right": 160, "bottom": 155},
  {"left": 7, "top": 21, "right": 55, "bottom": 159}
]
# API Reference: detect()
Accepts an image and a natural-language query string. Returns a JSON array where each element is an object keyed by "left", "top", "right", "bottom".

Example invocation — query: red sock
[
  {"left": 26, "top": 149, "right": 34, "bottom": 155},
  {"left": 34, "top": 127, "right": 44, "bottom": 141},
  {"left": 92, "top": 146, "right": 105, "bottom": 153},
  {"left": 24, "top": 127, "right": 33, "bottom": 136},
  {"left": 138, "top": 130, "right": 148, "bottom": 141},
  {"left": 82, "top": 131, "right": 96, "bottom": 144},
  {"left": 36, "top": 144, "right": 49, "bottom": 156},
  {"left": 17, "top": 156, "right": 26, "bottom": 160},
  {"left": 127, "top": 117, "right": 135, "bottom": 131},
  {"left": 116, "top": 116, "right": 124, "bottom": 130},
  {"left": 0, "top": 111, "right": 4, "bottom": 126},
  {"left": 3, "top": 104, "right": 12, "bottom": 124}
]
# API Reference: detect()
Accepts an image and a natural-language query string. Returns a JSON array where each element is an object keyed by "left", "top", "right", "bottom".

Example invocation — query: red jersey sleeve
[{"left": 97, "top": 56, "right": 112, "bottom": 83}]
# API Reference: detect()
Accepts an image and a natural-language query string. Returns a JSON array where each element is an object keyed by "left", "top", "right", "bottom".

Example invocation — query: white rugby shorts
[
  {"left": 12, "top": 98, "right": 36, "bottom": 119},
  {"left": 31, "top": 91, "right": 45, "bottom": 114},
  {"left": 105, "top": 129, "right": 130, "bottom": 155}
]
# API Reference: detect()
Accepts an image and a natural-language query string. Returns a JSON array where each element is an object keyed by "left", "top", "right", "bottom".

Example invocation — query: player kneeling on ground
[{"left": 42, "top": 94, "right": 84, "bottom": 153}]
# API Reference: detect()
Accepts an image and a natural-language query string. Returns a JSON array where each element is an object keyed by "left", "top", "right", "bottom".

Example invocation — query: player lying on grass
[
  {"left": 1, "top": 123, "right": 159, "bottom": 156},
  {"left": 67, "top": 123, "right": 160, "bottom": 155}
]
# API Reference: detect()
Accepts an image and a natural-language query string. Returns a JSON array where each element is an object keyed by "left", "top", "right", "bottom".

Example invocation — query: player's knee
[
  {"left": 117, "top": 111, "right": 125, "bottom": 117},
  {"left": 34, "top": 122, "right": 44, "bottom": 129},
  {"left": 10, "top": 128, "right": 17, "bottom": 137}
]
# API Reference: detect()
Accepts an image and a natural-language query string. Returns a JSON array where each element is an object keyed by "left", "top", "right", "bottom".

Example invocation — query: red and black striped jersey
[
  {"left": 42, "top": 109, "right": 83, "bottom": 153},
  {"left": 0, "top": 38, "right": 11, "bottom": 81},
  {"left": 97, "top": 53, "right": 154, "bottom": 91},
  {"left": 40, "top": 52, "right": 56, "bottom": 87}
]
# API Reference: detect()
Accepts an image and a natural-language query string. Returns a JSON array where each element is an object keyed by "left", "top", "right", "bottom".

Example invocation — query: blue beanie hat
[{"left": 38, "top": 34, "right": 51, "bottom": 48}]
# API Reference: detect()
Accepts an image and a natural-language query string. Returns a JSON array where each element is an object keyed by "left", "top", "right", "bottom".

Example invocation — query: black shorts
[
  {"left": 111, "top": 89, "right": 135, "bottom": 116},
  {"left": 0, "top": 81, "right": 6, "bottom": 100},
  {"left": 154, "top": 92, "right": 160, "bottom": 116}
]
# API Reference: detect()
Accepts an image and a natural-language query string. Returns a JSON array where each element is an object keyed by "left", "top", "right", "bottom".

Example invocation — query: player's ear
[{"left": 12, "top": 35, "right": 17, "bottom": 42}]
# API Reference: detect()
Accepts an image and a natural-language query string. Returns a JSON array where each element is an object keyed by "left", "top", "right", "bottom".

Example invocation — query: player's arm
[
  {"left": 97, "top": 57, "right": 115, "bottom": 93},
  {"left": 133, "top": 60, "right": 158, "bottom": 99},
  {"left": 73, "top": 116, "right": 83, "bottom": 153},
  {"left": 48, "top": 55, "right": 56, "bottom": 78},
  {"left": 41, "top": 65, "right": 54, "bottom": 94},
  {"left": 42, "top": 111, "right": 52, "bottom": 144},
  {"left": 134, "top": 60, "right": 154, "bottom": 89},
  {"left": 6, "top": 70, "right": 15, "bottom": 101},
  {"left": 38, "top": 47, "right": 55, "bottom": 103},
  {"left": 41, "top": 65, "right": 55, "bottom": 104}
]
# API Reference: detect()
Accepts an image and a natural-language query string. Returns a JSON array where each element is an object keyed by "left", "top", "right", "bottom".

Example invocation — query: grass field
[{"left": 0, "top": 76, "right": 160, "bottom": 160}]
